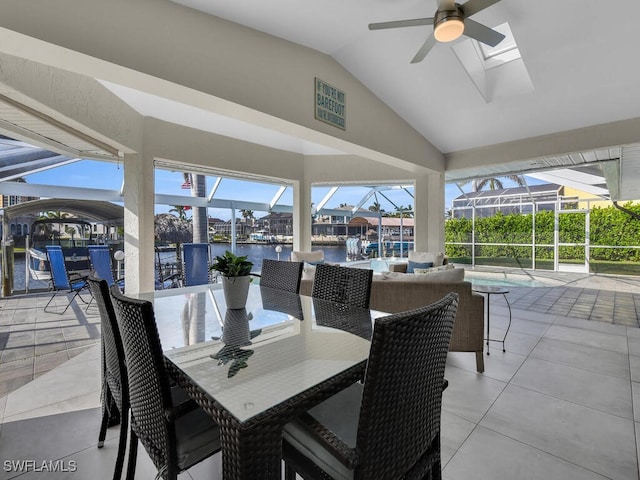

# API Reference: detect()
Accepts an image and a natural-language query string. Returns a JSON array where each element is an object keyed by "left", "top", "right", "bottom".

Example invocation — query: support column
[
  {"left": 292, "top": 178, "right": 312, "bottom": 252},
  {"left": 123, "top": 152, "right": 156, "bottom": 294},
  {"left": 413, "top": 172, "right": 445, "bottom": 253}
]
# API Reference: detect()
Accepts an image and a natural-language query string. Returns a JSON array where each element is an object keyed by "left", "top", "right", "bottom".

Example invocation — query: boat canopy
[{"left": 1, "top": 199, "right": 124, "bottom": 224}]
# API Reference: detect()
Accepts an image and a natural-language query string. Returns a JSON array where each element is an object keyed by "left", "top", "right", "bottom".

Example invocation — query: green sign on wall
[{"left": 314, "top": 77, "right": 346, "bottom": 130}]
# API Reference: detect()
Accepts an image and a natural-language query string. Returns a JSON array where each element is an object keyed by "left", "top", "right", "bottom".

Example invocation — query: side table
[{"left": 472, "top": 285, "right": 512, "bottom": 354}]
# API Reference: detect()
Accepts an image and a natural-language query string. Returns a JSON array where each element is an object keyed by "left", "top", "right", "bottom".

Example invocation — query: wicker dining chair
[
  {"left": 109, "top": 285, "right": 221, "bottom": 480},
  {"left": 87, "top": 274, "right": 129, "bottom": 480},
  {"left": 258, "top": 259, "right": 304, "bottom": 293},
  {"left": 282, "top": 292, "right": 459, "bottom": 480},
  {"left": 311, "top": 263, "right": 373, "bottom": 309},
  {"left": 312, "top": 297, "right": 373, "bottom": 340}
]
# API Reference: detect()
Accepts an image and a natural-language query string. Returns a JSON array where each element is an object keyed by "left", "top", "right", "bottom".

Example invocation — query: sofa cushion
[
  {"left": 408, "top": 251, "right": 445, "bottom": 267},
  {"left": 376, "top": 266, "right": 464, "bottom": 283},
  {"left": 388, "top": 263, "right": 407, "bottom": 273},
  {"left": 417, "top": 267, "right": 465, "bottom": 282},
  {"left": 407, "top": 260, "right": 433, "bottom": 273}
]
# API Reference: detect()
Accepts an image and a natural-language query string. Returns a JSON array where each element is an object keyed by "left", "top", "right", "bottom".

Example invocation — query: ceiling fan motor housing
[{"left": 433, "top": 5, "right": 465, "bottom": 42}]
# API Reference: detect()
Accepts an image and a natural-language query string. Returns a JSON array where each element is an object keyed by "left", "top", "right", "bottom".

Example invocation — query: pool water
[{"left": 465, "top": 272, "right": 552, "bottom": 288}]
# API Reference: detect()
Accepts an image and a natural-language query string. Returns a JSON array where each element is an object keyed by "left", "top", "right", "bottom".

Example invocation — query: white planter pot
[{"left": 222, "top": 275, "right": 251, "bottom": 309}]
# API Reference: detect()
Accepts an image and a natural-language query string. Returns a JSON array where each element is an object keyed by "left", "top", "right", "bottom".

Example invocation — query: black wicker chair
[
  {"left": 312, "top": 297, "right": 373, "bottom": 340},
  {"left": 282, "top": 293, "right": 459, "bottom": 480},
  {"left": 109, "top": 285, "right": 221, "bottom": 480},
  {"left": 258, "top": 259, "right": 304, "bottom": 293},
  {"left": 88, "top": 274, "right": 129, "bottom": 480},
  {"left": 311, "top": 263, "right": 373, "bottom": 309}
]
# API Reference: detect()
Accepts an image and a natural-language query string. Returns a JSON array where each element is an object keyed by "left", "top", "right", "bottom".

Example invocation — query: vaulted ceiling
[{"left": 0, "top": 0, "right": 639, "bottom": 200}]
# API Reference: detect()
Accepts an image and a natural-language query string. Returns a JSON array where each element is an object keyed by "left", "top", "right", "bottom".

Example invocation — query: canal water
[{"left": 9, "top": 244, "right": 350, "bottom": 292}]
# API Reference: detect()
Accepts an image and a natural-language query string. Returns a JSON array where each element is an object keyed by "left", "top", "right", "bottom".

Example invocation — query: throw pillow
[
  {"left": 407, "top": 260, "right": 433, "bottom": 273},
  {"left": 408, "top": 251, "right": 435, "bottom": 264},
  {"left": 415, "top": 263, "right": 454, "bottom": 275}
]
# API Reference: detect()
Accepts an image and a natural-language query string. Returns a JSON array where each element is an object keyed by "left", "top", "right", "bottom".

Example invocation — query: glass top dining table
[{"left": 134, "top": 283, "right": 385, "bottom": 480}]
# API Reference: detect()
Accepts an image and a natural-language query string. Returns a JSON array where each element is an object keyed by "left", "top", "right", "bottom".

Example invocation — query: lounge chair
[
  {"left": 43, "top": 245, "right": 90, "bottom": 314},
  {"left": 181, "top": 243, "right": 211, "bottom": 286},
  {"left": 88, "top": 245, "right": 124, "bottom": 290}
]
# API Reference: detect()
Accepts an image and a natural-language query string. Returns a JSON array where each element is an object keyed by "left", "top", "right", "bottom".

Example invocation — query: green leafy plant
[{"left": 209, "top": 250, "right": 253, "bottom": 277}]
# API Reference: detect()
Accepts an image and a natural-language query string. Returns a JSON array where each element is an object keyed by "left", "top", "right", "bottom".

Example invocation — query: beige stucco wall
[{"left": 0, "top": 0, "right": 451, "bottom": 292}]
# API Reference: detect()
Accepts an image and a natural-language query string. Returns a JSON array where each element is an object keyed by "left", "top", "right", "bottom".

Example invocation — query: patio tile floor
[{"left": 1, "top": 270, "right": 640, "bottom": 478}]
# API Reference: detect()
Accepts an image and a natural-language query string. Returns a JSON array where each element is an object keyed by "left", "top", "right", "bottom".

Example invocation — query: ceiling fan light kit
[{"left": 433, "top": 8, "right": 465, "bottom": 42}]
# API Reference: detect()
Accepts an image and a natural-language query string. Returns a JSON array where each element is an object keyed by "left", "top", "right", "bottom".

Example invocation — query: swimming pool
[{"left": 463, "top": 270, "right": 560, "bottom": 288}]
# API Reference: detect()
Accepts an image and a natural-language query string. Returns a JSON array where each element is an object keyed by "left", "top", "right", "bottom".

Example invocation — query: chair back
[
  {"left": 259, "top": 259, "right": 303, "bottom": 293},
  {"left": 311, "top": 263, "right": 373, "bottom": 309},
  {"left": 109, "top": 285, "right": 175, "bottom": 472},
  {"left": 355, "top": 293, "right": 458, "bottom": 479},
  {"left": 88, "top": 246, "right": 116, "bottom": 286},
  {"left": 260, "top": 286, "right": 304, "bottom": 320},
  {"left": 312, "top": 297, "right": 372, "bottom": 340},
  {"left": 45, "top": 246, "right": 70, "bottom": 290},
  {"left": 87, "top": 274, "right": 127, "bottom": 410},
  {"left": 182, "top": 243, "right": 210, "bottom": 286}
]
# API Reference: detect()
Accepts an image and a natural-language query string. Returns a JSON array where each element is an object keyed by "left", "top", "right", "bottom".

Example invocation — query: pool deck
[
  {"left": 465, "top": 266, "right": 640, "bottom": 326},
  {"left": 1, "top": 267, "right": 640, "bottom": 397},
  {"left": 2, "top": 268, "right": 640, "bottom": 478}
]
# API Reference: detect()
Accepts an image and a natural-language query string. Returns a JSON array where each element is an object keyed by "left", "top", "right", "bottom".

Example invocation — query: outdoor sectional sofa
[{"left": 299, "top": 265, "right": 486, "bottom": 373}]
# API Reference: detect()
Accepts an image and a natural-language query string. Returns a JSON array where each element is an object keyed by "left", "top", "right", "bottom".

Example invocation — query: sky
[{"left": 23, "top": 159, "right": 544, "bottom": 220}]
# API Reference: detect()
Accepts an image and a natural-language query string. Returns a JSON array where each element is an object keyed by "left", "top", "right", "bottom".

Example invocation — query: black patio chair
[
  {"left": 258, "top": 259, "right": 303, "bottom": 293},
  {"left": 109, "top": 285, "right": 221, "bottom": 480},
  {"left": 312, "top": 297, "right": 373, "bottom": 340},
  {"left": 282, "top": 293, "right": 459, "bottom": 480},
  {"left": 311, "top": 263, "right": 373, "bottom": 309},
  {"left": 43, "top": 245, "right": 90, "bottom": 314},
  {"left": 87, "top": 274, "right": 129, "bottom": 480}
]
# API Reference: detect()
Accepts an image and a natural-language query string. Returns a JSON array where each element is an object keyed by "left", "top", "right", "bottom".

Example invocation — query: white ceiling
[{"left": 172, "top": 0, "right": 640, "bottom": 155}]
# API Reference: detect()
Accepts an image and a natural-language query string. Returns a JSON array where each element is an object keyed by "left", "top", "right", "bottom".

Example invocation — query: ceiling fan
[{"left": 369, "top": 0, "right": 506, "bottom": 64}]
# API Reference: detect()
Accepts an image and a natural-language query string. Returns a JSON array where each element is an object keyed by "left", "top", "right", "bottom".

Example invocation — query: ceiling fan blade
[
  {"left": 461, "top": 0, "right": 502, "bottom": 17},
  {"left": 464, "top": 18, "right": 505, "bottom": 46},
  {"left": 410, "top": 34, "right": 438, "bottom": 64},
  {"left": 369, "top": 17, "right": 434, "bottom": 30}
]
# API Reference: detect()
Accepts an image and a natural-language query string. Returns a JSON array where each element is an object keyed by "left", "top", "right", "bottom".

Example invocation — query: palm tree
[
  {"left": 368, "top": 201, "right": 384, "bottom": 213},
  {"left": 384, "top": 205, "right": 413, "bottom": 218},
  {"left": 186, "top": 173, "right": 208, "bottom": 243},
  {"left": 38, "top": 210, "right": 70, "bottom": 239},
  {"left": 64, "top": 225, "right": 77, "bottom": 242},
  {"left": 169, "top": 205, "right": 188, "bottom": 221},
  {"left": 472, "top": 175, "right": 526, "bottom": 191},
  {"left": 240, "top": 209, "right": 255, "bottom": 226}
]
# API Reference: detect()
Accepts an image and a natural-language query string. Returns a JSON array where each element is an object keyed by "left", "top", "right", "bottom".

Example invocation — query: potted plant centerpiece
[{"left": 210, "top": 250, "right": 254, "bottom": 309}]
